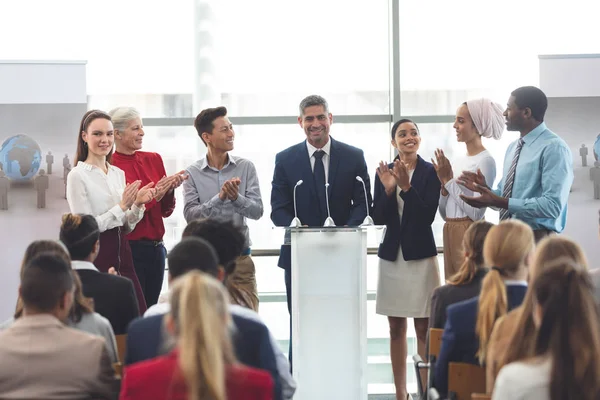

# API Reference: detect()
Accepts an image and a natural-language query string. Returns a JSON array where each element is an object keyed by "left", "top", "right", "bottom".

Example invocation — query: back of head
[
  {"left": 108, "top": 106, "right": 140, "bottom": 133},
  {"left": 532, "top": 259, "right": 600, "bottom": 400},
  {"left": 170, "top": 271, "right": 234, "bottom": 400},
  {"left": 59, "top": 213, "right": 100, "bottom": 260},
  {"left": 182, "top": 218, "right": 245, "bottom": 275},
  {"left": 501, "top": 236, "right": 589, "bottom": 370},
  {"left": 476, "top": 220, "right": 534, "bottom": 362},
  {"left": 20, "top": 252, "right": 74, "bottom": 314},
  {"left": 167, "top": 237, "right": 219, "bottom": 280},
  {"left": 447, "top": 220, "right": 494, "bottom": 285},
  {"left": 510, "top": 86, "right": 548, "bottom": 122}
]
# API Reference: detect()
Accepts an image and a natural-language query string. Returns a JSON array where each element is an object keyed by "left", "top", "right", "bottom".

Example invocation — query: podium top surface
[{"left": 273, "top": 225, "right": 386, "bottom": 245}]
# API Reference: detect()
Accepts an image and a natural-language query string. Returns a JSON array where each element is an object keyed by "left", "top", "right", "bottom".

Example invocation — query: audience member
[
  {"left": 60, "top": 213, "right": 140, "bottom": 334},
  {"left": 434, "top": 220, "right": 534, "bottom": 396},
  {"left": 493, "top": 259, "right": 600, "bottom": 400},
  {"left": 486, "top": 236, "right": 588, "bottom": 391},
  {"left": 0, "top": 253, "right": 114, "bottom": 399}
]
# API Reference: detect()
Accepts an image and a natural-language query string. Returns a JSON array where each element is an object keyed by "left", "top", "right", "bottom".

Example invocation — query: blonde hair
[
  {"left": 476, "top": 220, "right": 534, "bottom": 362},
  {"left": 501, "top": 236, "right": 588, "bottom": 370},
  {"left": 447, "top": 220, "right": 494, "bottom": 285},
  {"left": 170, "top": 271, "right": 235, "bottom": 400}
]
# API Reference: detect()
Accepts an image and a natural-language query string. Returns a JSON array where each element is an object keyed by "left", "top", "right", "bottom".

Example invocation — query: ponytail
[
  {"left": 476, "top": 268, "right": 507, "bottom": 362},
  {"left": 170, "top": 271, "right": 235, "bottom": 400},
  {"left": 447, "top": 220, "right": 493, "bottom": 286}
]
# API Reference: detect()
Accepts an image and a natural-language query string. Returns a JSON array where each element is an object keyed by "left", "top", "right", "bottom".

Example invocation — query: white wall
[{"left": 539, "top": 54, "right": 600, "bottom": 98}]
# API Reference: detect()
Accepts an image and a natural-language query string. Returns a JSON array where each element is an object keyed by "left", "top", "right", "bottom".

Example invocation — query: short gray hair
[
  {"left": 299, "top": 95, "right": 329, "bottom": 116},
  {"left": 108, "top": 106, "right": 141, "bottom": 132}
]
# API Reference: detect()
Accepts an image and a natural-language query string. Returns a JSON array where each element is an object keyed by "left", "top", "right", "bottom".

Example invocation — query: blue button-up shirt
[
  {"left": 493, "top": 123, "right": 573, "bottom": 232},
  {"left": 183, "top": 155, "right": 263, "bottom": 247}
]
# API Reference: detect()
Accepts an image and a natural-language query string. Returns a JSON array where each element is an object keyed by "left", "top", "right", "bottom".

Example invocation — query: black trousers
[{"left": 129, "top": 240, "right": 167, "bottom": 308}]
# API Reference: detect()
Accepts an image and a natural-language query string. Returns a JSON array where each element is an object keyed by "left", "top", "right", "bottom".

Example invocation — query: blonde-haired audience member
[
  {"left": 434, "top": 220, "right": 534, "bottom": 396},
  {"left": 493, "top": 259, "right": 600, "bottom": 400},
  {"left": 120, "top": 271, "right": 273, "bottom": 400},
  {"left": 486, "top": 236, "right": 588, "bottom": 392}
]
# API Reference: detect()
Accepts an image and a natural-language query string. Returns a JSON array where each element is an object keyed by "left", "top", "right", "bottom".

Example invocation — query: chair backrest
[
  {"left": 115, "top": 334, "right": 127, "bottom": 364},
  {"left": 429, "top": 328, "right": 444, "bottom": 358},
  {"left": 471, "top": 393, "right": 491, "bottom": 400},
  {"left": 448, "top": 362, "right": 486, "bottom": 400}
]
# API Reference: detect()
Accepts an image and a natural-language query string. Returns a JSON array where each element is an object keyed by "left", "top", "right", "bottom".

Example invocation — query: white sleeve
[
  {"left": 438, "top": 192, "right": 448, "bottom": 220},
  {"left": 116, "top": 169, "right": 145, "bottom": 234},
  {"left": 492, "top": 364, "right": 524, "bottom": 400},
  {"left": 444, "top": 156, "right": 497, "bottom": 221},
  {"left": 66, "top": 169, "right": 128, "bottom": 232}
]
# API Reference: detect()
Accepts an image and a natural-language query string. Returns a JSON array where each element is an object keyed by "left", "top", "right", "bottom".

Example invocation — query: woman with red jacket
[
  {"left": 120, "top": 269, "right": 273, "bottom": 400},
  {"left": 110, "top": 107, "right": 187, "bottom": 307}
]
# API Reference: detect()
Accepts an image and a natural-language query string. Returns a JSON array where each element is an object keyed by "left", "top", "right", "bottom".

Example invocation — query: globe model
[{"left": 0, "top": 134, "right": 42, "bottom": 181}]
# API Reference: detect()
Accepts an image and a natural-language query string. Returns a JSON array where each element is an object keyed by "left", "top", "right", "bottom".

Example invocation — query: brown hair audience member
[
  {"left": 492, "top": 259, "right": 600, "bottom": 400},
  {"left": 429, "top": 220, "right": 493, "bottom": 330},
  {"left": 120, "top": 271, "right": 273, "bottom": 400},
  {"left": 486, "top": 236, "right": 588, "bottom": 392}
]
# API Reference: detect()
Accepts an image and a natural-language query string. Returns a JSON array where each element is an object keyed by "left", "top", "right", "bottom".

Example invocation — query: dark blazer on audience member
[
  {"left": 75, "top": 268, "right": 140, "bottom": 335},
  {"left": 429, "top": 268, "right": 488, "bottom": 330},
  {"left": 125, "top": 314, "right": 283, "bottom": 400},
  {"left": 372, "top": 155, "right": 440, "bottom": 262},
  {"left": 434, "top": 284, "right": 528, "bottom": 396},
  {"left": 120, "top": 350, "right": 273, "bottom": 400},
  {"left": 270, "top": 137, "right": 372, "bottom": 271}
]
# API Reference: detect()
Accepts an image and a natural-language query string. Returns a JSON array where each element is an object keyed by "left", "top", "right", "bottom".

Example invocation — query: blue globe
[{"left": 0, "top": 134, "right": 42, "bottom": 181}]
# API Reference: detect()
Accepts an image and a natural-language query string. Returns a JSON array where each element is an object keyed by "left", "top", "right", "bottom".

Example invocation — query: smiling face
[
  {"left": 81, "top": 118, "right": 114, "bottom": 158},
  {"left": 392, "top": 121, "right": 421, "bottom": 155},
  {"left": 202, "top": 116, "right": 234, "bottom": 152},
  {"left": 116, "top": 117, "right": 144, "bottom": 153},
  {"left": 298, "top": 105, "right": 332, "bottom": 148},
  {"left": 453, "top": 103, "right": 480, "bottom": 143}
]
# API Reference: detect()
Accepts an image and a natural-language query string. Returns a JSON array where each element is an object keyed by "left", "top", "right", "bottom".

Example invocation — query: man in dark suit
[{"left": 270, "top": 94, "right": 372, "bottom": 313}]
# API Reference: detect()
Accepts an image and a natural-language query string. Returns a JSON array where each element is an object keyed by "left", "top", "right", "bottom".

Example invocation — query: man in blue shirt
[{"left": 458, "top": 86, "right": 573, "bottom": 242}]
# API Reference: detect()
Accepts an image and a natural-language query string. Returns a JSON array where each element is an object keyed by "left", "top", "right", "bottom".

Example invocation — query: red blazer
[{"left": 119, "top": 351, "right": 273, "bottom": 400}]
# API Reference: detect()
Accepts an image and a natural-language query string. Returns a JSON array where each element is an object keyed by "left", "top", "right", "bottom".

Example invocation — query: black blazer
[
  {"left": 372, "top": 155, "right": 440, "bottom": 261},
  {"left": 429, "top": 268, "right": 488, "bottom": 330},
  {"left": 76, "top": 269, "right": 140, "bottom": 335},
  {"left": 125, "top": 314, "right": 283, "bottom": 400},
  {"left": 270, "top": 137, "right": 372, "bottom": 270}
]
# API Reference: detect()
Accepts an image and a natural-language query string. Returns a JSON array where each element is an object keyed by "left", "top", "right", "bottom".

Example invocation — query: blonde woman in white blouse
[
  {"left": 66, "top": 110, "right": 155, "bottom": 314},
  {"left": 432, "top": 99, "right": 504, "bottom": 279}
]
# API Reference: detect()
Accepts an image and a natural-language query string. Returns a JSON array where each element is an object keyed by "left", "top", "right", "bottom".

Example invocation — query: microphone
[
  {"left": 323, "top": 182, "right": 336, "bottom": 227},
  {"left": 290, "top": 180, "right": 303, "bottom": 227},
  {"left": 356, "top": 176, "right": 373, "bottom": 226}
]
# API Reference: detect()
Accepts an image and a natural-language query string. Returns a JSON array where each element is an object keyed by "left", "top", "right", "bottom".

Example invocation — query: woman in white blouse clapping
[{"left": 66, "top": 110, "right": 155, "bottom": 314}]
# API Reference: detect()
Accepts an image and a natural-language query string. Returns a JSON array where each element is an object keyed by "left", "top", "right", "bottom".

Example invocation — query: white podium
[{"left": 287, "top": 226, "right": 385, "bottom": 400}]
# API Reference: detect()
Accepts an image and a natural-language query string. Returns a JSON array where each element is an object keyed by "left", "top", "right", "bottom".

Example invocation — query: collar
[
  {"left": 521, "top": 122, "right": 547, "bottom": 144},
  {"left": 200, "top": 153, "right": 236, "bottom": 170},
  {"left": 77, "top": 161, "right": 114, "bottom": 172},
  {"left": 503, "top": 279, "right": 528, "bottom": 287},
  {"left": 12, "top": 314, "right": 64, "bottom": 329},
  {"left": 71, "top": 260, "right": 99, "bottom": 272},
  {"left": 306, "top": 137, "right": 332, "bottom": 158},
  {"left": 113, "top": 151, "right": 138, "bottom": 161}
]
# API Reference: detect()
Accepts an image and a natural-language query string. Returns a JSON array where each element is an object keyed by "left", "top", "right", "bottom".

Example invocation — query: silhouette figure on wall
[
  {"left": 592, "top": 162, "right": 600, "bottom": 200},
  {"left": 0, "top": 170, "right": 8, "bottom": 210},
  {"left": 64, "top": 163, "right": 71, "bottom": 199},
  {"left": 34, "top": 169, "right": 49, "bottom": 208},
  {"left": 580, "top": 144, "right": 589, "bottom": 167},
  {"left": 46, "top": 151, "right": 54, "bottom": 174}
]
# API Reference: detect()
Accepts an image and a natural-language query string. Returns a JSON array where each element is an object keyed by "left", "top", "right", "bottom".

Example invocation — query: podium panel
[{"left": 291, "top": 227, "right": 369, "bottom": 400}]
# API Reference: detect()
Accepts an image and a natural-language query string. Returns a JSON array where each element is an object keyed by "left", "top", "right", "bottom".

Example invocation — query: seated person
[
  {"left": 434, "top": 220, "right": 534, "bottom": 396},
  {"left": 121, "top": 271, "right": 273, "bottom": 400},
  {"left": 60, "top": 213, "right": 140, "bottom": 334},
  {"left": 126, "top": 236, "right": 284, "bottom": 400},
  {"left": 429, "top": 220, "right": 493, "bottom": 330},
  {"left": 0, "top": 252, "right": 114, "bottom": 399}
]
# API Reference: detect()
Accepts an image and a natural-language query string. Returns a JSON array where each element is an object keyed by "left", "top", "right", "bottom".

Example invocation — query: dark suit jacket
[
  {"left": 434, "top": 284, "right": 528, "bottom": 396},
  {"left": 429, "top": 268, "right": 488, "bottom": 330},
  {"left": 125, "top": 313, "right": 283, "bottom": 400},
  {"left": 75, "top": 269, "right": 139, "bottom": 335},
  {"left": 270, "top": 137, "right": 372, "bottom": 270},
  {"left": 121, "top": 350, "right": 273, "bottom": 400},
  {"left": 372, "top": 155, "right": 440, "bottom": 261}
]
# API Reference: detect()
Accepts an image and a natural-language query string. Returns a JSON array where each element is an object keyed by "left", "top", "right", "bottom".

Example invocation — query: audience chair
[
  {"left": 115, "top": 334, "right": 127, "bottom": 364},
  {"left": 413, "top": 328, "right": 445, "bottom": 399},
  {"left": 448, "top": 362, "right": 486, "bottom": 400},
  {"left": 471, "top": 393, "right": 491, "bottom": 400}
]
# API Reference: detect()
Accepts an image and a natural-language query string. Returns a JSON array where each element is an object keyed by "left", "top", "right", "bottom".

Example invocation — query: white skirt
[{"left": 375, "top": 244, "right": 441, "bottom": 318}]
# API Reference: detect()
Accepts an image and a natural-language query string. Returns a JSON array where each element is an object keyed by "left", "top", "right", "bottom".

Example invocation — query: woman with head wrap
[{"left": 432, "top": 98, "right": 504, "bottom": 279}]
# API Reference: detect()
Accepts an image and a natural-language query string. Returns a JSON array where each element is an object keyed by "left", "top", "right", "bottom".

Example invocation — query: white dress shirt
[
  {"left": 306, "top": 138, "right": 332, "bottom": 182},
  {"left": 439, "top": 150, "right": 496, "bottom": 221},
  {"left": 66, "top": 161, "right": 145, "bottom": 233}
]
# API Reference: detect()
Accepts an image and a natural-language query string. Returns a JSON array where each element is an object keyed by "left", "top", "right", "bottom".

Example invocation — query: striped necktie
[{"left": 499, "top": 138, "right": 525, "bottom": 221}]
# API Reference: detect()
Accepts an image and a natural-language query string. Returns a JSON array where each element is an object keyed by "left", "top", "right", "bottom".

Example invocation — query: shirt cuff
[
  {"left": 507, "top": 197, "right": 525, "bottom": 214},
  {"left": 131, "top": 203, "right": 146, "bottom": 217},
  {"left": 109, "top": 204, "right": 125, "bottom": 220},
  {"left": 232, "top": 194, "right": 247, "bottom": 208}
]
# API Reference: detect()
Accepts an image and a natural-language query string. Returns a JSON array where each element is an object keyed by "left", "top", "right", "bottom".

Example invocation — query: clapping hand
[
  {"left": 376, "top": 161, "right": 397, "bottom": 195},
  {"left": 119, "top": 180, "right": 141, "bottom": 211},
  {"left": 154, "top": 171, "right": 188, "bottom": 202},
  {"left": 134, "top": 182, "right": 156, "bottom": 207},
  {"left": 390, "top": 159, "right": 411, "bottom": 192},
  {"left": 431, "top": 149, "right": 453, "bottom": 185},
  {"left": 456, "top": 169, "right": 487, "bottom": 192},
  {"left": 219, "top": 178, "right": 241, "bottom": 201}
]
